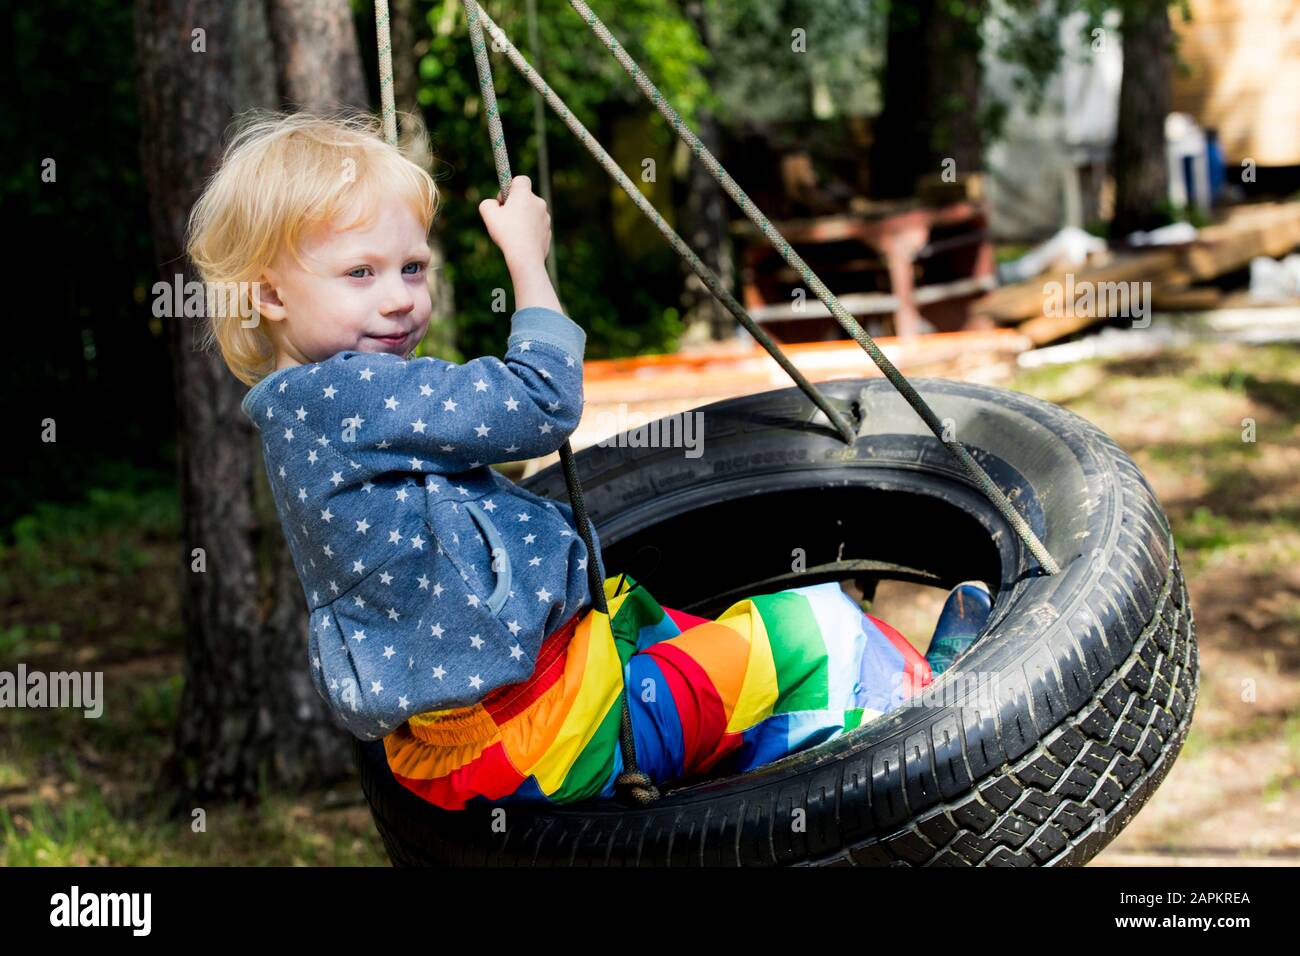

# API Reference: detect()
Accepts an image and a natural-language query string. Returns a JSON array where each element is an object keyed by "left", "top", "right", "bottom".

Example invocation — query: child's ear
[{"left": 250, "top": 271, "right": 287, "bottom": 322}]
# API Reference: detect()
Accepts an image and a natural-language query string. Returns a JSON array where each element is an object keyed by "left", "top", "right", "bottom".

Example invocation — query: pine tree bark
[
  {"left": 267, "top": 0, "right": 368, "bottom": 112},
  {"left": 135, "top": 0, "right": 368, "bottom": 808},
  {"left": 1111, "top": 1, "right": 1173, "bottom": 237}
]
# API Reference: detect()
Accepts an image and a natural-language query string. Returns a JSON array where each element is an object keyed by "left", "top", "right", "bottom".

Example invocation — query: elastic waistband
[{"left": 406, "top": 608, "right": 584, "bottom": 745}]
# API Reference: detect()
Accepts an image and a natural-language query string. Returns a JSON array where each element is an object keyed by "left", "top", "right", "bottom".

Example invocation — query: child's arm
[
  {"left": 257, "top": 176, "right": 583, "bottom": 482},
  {"left": 291, "top": 307, "right": 585, "bottom": 481}
]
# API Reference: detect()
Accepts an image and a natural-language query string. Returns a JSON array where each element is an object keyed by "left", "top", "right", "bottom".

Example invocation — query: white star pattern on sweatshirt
[{"left": 244, "top": 321, "right": 597, "bottom": 740}]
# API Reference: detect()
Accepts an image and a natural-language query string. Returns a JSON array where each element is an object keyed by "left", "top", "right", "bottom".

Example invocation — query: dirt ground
[{"left": 1002, "top": 341, "right": 1300, "bottom": 864}]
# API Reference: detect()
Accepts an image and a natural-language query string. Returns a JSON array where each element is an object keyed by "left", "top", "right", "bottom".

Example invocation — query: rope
[
  {"left": 562, "top": 0, "right": 1059, "bottom": 577},
  {"left": 373, "top": 0, "right": 397, "bottom": 145},
  {"left": 459, "top": 1, "right": 609, "bottom": 619},
  {"left": 524, "top": 0, "right": 561, "bottom": 292},
  {"left": 467, "top": 6, "right": 858, "bottom": 445},
  {"left": 459, "top": 0, "right": 658, "bottom": 805}
]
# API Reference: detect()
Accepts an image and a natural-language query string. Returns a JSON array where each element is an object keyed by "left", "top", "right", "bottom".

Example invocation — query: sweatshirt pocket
[{"left": 463, "top": 500, "right": 513, "bottom": 615}]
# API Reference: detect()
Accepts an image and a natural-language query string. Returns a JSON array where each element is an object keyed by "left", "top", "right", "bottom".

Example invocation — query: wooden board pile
[{"left": 972, "top": 201, "right": 1300, "bottom": 346}]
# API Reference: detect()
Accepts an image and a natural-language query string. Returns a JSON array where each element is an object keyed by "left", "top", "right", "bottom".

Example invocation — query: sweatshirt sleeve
[{"left": 292, "top": 307, "right": 586, "bottom": 479}]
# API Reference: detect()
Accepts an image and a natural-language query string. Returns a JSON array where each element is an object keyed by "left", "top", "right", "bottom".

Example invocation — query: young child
[{"left": 188, "top": 109, "right": 992, "bottom": 809}]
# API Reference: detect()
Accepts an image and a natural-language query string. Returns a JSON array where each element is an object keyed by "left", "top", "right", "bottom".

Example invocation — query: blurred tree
[
  {"left": 136, "top": 0, "right": 367, "bottom": 806},
  {"left": 411, "top": 0, "right": 714, "bottom": 361},
  {"left": 1111, "top": 0, "right": 1175, "bottom": 236},
  {"left": 269, "top": 0, "right": 369, "bottom": 109},
  {"left": 1, "top": 0, "right": 172, "bottom": 530},
  {"left": 981, "top": 0, "right": 1190, "bottom": 234},
  {"left": 677, "top": 0, "right": 736, "bottom": 345},
  {"left": 871, "top": 0, "right": 987, "bottom": 198},
  {"left": 701, "top": 0, "right": 885, "bottom": 125}
]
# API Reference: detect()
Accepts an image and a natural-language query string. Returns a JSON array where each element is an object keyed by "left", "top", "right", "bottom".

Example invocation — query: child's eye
[{"left": 346, "top": 263, "right": 425, "bottom": 279}]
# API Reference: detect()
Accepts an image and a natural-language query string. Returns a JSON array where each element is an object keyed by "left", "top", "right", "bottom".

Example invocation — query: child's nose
[{"left": 381, "top": 279, "right": 415, "bottom": 314}]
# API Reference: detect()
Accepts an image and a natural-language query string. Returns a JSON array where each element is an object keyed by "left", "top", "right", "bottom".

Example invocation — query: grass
[
  {"left": 0, "top": 470, "right": 182, "bottom": 667},
  {"left": 0, "top": 462, "right": 393, "bottom": 865},
  {"left": 0, "top": 787, "right": 387, "bottom": 866},
  {"left": 0, "top": 660, "right": 388, "bottom": 866}
]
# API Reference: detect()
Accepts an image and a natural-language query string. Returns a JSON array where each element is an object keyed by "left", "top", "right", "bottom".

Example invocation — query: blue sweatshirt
[{"left": 240, "top": 306, "right": 600, "bottom": 740}]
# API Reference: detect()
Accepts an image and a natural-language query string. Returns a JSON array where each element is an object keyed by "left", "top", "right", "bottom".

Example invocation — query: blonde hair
[{"left": 185, "top": 107, "right": 439, "bottom": 386}]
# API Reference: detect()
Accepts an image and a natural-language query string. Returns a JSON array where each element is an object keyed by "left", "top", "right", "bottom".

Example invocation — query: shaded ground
[
  {"left": 1, "top": 339, "right": 1296, "bottom": 865},
  {"left": 0, "top": 470, "right": 385, "bottom": 865}
]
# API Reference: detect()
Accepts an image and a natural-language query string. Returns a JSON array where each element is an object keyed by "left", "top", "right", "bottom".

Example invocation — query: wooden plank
[
  {"left": 1018, "top": 311, "right": 1110, "bottom": 346},
  {"left": 1151, "top": 287, "right": 1224, "bottom": 311},
  {"left": 582, "top": 328, "right": 1031, "bottom": 404},
  {"left": 1170, "top": 0, "right": 1300, "bottom": 163},
  {"left": 742, "top": 275, "right": 997, "bottom": 322},
  {"left": 1185, "top": 204, "right": 1300, "bottom": 279},
  {"left": 972, "top": 251, "right": 1179, "bottom": 324},
  {"left": 975, "top": 201, "right": 1300, "bottom": 331},
  {"left": 500, "top": 329, "right": 1035, "bottom": 479}
]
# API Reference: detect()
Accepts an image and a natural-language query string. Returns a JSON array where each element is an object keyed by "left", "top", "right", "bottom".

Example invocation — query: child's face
[{"left": 256, "top": 195, "right": 433, "bottom": 368}]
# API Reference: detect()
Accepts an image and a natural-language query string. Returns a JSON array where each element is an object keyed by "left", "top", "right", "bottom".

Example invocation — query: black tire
[{"left": 356, "top": 377, "right": 1198, "bottom": 866}]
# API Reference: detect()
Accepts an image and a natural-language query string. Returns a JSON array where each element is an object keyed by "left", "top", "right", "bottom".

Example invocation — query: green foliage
[
  {"left": 702, "top": 0, "right": 886, "bottom": 123},
  {"left": 1, "top": 0, "right": 146, "bottom": 255},
  {"left": 129, "top": 674, "right": 185, "bottom": 738},
  {"left": 0, "top": 783, "right": 389, "bottom": 866},
  {"left": 3, "top": 0, "right": 173, "bottom": 524},
  {"left": 0, "top": 462, "right": 181, "bottom": 669},
  {"left": 412, "top": 0, "right": 711, "bottom": 360},
  {"left": 2, "top": 462, "right": 177, "bottom": 551},
  {"left": 979, "top": 0, "right": 1190, "bottom": 141}
]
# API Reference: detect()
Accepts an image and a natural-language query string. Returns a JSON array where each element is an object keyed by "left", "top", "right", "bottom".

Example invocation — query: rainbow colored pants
[{"left": 383, "top": 574, "right": 933, "bottom": 809}]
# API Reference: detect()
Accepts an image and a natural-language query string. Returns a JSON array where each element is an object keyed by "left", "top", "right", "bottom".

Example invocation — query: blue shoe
[{"left": 925, "top": 582, "right": 993, "bottom": 675}]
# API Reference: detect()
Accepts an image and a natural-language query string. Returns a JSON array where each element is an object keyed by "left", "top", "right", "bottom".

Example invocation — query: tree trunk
[
  {"left": 135, "top": 0, "right": 365, "bottom": 809},
  {"left": 1111, "top": 1, "right": 1173, "bottom": 237},
  {"left": 871, "top": 0, "right": 986, "bottom": 199},
  {"left": 678, "top": 0, "right": 737, "bottom": 346},
  {"left": 267, "top": 0, "right": 368, "bottom": 112}
]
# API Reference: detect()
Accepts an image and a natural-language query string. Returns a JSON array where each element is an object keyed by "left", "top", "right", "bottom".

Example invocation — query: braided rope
[
  {"left": 459, "top": 1, "right": 658, "bottom": 804},
  {"left": 469, "top": 5, "right": 858, "bottom": 444},
  {"left": 524, "top": 0, "right": 561, "bottom": 291},
  {"left": 373, "top": 0, "right": 397, "bottom": 145},
  {"left": 563, "top": 0, "right": 1059, "bottom": 576},
  {"left": 461, "top": 1, "right": 609, "bottom": 614}
]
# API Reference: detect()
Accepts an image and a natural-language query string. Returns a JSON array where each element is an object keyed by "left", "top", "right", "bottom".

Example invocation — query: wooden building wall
[{"left": 1170, "top": 0, "right": 1300, "bottom": 166}]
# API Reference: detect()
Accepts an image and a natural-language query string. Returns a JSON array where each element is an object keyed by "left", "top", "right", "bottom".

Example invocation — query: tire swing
[{"left": 355, "top": 1, "right": 1198, "bottom": 867}]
